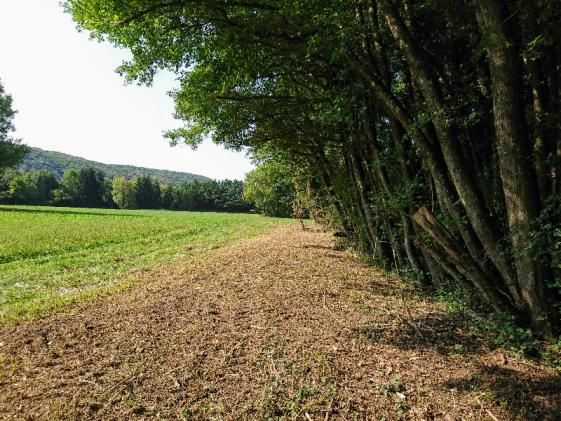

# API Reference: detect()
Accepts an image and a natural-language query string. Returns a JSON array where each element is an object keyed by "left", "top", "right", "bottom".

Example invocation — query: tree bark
[
  {"left": 345, "top": 138, "right": 390, "bottom": 264},
  {"left": 413, "top": 206, "right": 511, "bottom": 313},
  {"left": 472, "top": 0, "right": 551, "bottom": 334},
  {"left": 378, "top": 0, "right": 523, "bottom": 308}
]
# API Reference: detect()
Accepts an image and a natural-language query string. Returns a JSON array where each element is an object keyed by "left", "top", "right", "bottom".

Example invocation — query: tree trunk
[
  {"left": 378, "top": 0, "right": 523, "bottom": 309},
  {"left": 413, "top": 206, "right": 511, "bottom": 313},
  {"left": 473, "top": 0, "right": 551, "bottom": 334},
  {"left": 345, "top": 139, "right": 390, "bottom": 264}
]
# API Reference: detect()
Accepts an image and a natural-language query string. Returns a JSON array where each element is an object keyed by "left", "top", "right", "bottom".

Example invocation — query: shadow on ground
[
  {"left": 444, "top": 364, "right": 561, "bottom": 420},
  {"left": 357, "top": 305, "right": 561, "bottom": 419},
  {"left": 0, "top": 207, "right": 148, "bottom": 218},
  {"left": 357, "top": 311, "right": 485, "bottom": 356},
  {"left": 298, "top": 243, "right": 350, "bottom": 261}
]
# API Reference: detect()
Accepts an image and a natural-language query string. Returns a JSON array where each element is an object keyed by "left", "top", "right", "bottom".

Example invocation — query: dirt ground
[{"left": 1, "top": 224, "right": 560, "bottom": 420}]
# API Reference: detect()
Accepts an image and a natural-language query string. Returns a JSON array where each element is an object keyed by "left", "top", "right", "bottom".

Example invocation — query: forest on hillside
[
  {"left": 20, "top": 147, "right": 209, "bottom": 186},
  {"left": 0, "top": 88, "right": 296, "bottom": 215},
  {"left": 62, "top": 0, "right": 561, "bottom": 338}
]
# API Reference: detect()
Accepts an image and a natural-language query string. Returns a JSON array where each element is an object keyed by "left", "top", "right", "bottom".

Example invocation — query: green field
[{"left": 0, "top": 205, "right": 283, "bottom": 321}]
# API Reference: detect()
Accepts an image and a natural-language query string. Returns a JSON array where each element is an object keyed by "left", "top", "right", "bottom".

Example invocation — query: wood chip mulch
[{"left": 1, "top": 224, "right": 560, "bottom": 420}]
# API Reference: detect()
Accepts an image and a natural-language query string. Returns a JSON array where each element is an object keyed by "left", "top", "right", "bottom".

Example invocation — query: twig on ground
[
  {"left": 399, "top": 291, "right": 426, "bottom": 340},
  {"left": 322, "top": 294, "right": 344, "bottom": 325},
  {"left": 485, "top": 409, "right": 500, "bottom": 421}
]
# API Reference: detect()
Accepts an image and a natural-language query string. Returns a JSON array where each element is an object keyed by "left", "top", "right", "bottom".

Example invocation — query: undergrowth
[
  {"left": 433, "top": 281, "right": 561, "bottom": 371},
  {"left": 336, "top": 229, "right": 561, "bottom": 372}
]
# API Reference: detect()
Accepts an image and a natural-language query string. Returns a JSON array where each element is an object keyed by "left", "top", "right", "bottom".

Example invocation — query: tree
[
  {"left": 64, "top": 0, "right": 561, "bottom": 335},
  {"left": 101, "top": 177, "right": 115, "bottom": 208},
  {"left": 8, "top": 170, "right": 57, "bottom": 204},
  {"left": 80, "top": 167, "right": 107, "bottom": 207},
  {"left": 0, "top": 80, "right": 28, "bottom": 171},
  {"left": 173, "top": 180, "right": 204, "bottom": 211},
  {"left": 0, "top": 169, "right": 16, "bottom": 203},
  {"left": 244, "top": 160, "right": 295, "bottom": 217},
  {"left": 215, "top": 179, "right": 251, "bottom": 212},
  {"left": 133, "top": 175, "right": 160, "bottom": 209},
  {"left": 57, "top": 167, "right": 107, "bottom": 207},
  {"left": 111, "top": 176, "right": 136, "bottom": 209},
  {"left": 57, "top": 169, "right": 82, "bottom": 205},
  {"left": 159, "top": 184, "right": 174, "bottom": 209}
]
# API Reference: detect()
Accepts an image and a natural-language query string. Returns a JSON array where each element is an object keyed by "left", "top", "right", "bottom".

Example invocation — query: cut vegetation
[
  {"left": 1, "top": 1, "right": 560, "bottom": 419},
  {"left": 1, "top": 225, "right": 559, "bottom": 419}
]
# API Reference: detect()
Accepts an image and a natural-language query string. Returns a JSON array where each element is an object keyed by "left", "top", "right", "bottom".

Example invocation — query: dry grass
[{"left": 0, "top": 224, "right": 559, "bottom": 420}]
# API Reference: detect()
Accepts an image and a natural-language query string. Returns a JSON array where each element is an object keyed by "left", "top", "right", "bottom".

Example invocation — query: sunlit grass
[{"left": 0, "top": 205, "right": 285, "bottom": 322}]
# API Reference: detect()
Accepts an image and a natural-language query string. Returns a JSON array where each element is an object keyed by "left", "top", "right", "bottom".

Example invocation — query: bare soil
[{"left": 1, "top": 224, "right": 560, "bottom": 420}]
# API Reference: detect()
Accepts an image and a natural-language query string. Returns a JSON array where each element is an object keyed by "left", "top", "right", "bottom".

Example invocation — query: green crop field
[{"left": 0, "top": 205, "right": 283, "bottom": 322}]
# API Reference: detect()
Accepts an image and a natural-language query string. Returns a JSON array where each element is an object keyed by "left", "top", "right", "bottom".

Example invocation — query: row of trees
[
  {"left": 1, "top": 168, "right": 113, "bottom": 207},
  {"left": 1, "top": 77, "right": 285, "bottom": 216},
  {"left": 0, "top": 168, "right": 252, "bottom": 212},
  {"left": 243, "top": 160, "right": 295, "bottom": 217},
  {"left": 65, "top": 0, "right": 561, "bottom": 335},
  {"left": 112, "top": 175, "right": 250, "bottom": 212}
]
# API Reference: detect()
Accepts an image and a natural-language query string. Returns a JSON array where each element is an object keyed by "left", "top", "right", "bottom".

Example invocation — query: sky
[{"left": 0, "top": 0, "right": 254, "bottom": 180}]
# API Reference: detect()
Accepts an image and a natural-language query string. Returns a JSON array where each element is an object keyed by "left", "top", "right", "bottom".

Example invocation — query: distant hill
[{"left": 18, "top": 147, "right": 210, "bottom": 186}]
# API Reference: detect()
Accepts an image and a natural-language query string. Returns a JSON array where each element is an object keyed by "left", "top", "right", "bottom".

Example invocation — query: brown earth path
[{"left": 0, "top": 224, "right": 560, "bottom": 420}]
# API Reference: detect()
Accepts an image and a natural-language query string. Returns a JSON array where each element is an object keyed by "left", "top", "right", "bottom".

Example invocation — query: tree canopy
[
  {"left": 243, "top": 159, "right": 295, "bottom": 217},
  {"left": 20, "top": 147, "right": 209, "bottom": 186},
  {"left": 0, "top": 80, "right": 28, "bottom": 171},
  {"left": 64, "top": 0, "right": 561, "bottom": 336},
  {"left": 0, "top": 167, "right": 251, "bottom": 213}
]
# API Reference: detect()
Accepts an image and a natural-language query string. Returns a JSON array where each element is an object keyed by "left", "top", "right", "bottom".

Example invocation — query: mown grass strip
[{"left": 0, "top": 205, "right": 288, "bottom": 322}]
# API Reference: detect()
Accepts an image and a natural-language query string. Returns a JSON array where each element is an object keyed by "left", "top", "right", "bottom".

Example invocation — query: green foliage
[
  {"left": 0, "top": 205, "right": 284, "bottom": 321},
  {"left": 243, "top": 160, "right": 295, "bottom": 217},
  {"left": 133, "top": 175, "right": 160, "bottom": 209},
  {"left": 173, "top": 180, "right": 217, "bottom": 211},
  {"left": 7, "top": 171, "right": 57, "bottom": 205},
  {"left": 377, "top": 376, "right": 405, "bottom": 397},
  {"left": 19, "top": 147, "right": 208, "bottom": 186},
  {"left": 472, "top": 313, "right": 541, "bottom": 356},
  {"left": 432, "top": 277, "right": 561, "bottom": 369},
  {"left": 1, "top": 167, "right": 250, "bottom": 212},
  {"left": 111, "top": 175, "right": 251, "bottom": 212},
  {"left": 543, "top": 338, "right": 561, "bottom": 371},
  {"left": 159, "top": 184, "right": 174, "bottom": 209},
  {"left": 469, "top": 312, "right": 561, "bottom": 370},
  {"left": 0, "top": 80, "right": 29, "bottom": 171},
  {"left": 111, "top": 176, "right": 137, "bottom": 209},
  {"left": 57, "top": 167, "right": 109, "bottom": 207},
  {"left": 63, "top": 0, "right": 561, "bottom": 335}
]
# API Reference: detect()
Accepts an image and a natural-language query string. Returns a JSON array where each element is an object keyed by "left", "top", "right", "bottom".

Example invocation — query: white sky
[{"left": 0, "top": 0, "right": 254, "bottom": 180}]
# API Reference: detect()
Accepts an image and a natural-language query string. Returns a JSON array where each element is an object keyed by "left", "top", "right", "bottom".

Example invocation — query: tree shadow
[
  {"left": 297, "top": 244, "right": 350, "bottom": 262},
  {"left": 357, "top": 310, "right": 561, "bottom": 418},
  {"left": 443, "top": 364, "right": 561, "bottom": 420},
  {"left": 300, "top": 244, "right": 335, "bottom": 251},
  {"left": 357, "top": 311, "right": 485, "bottom": 356},
  {"left": 0, "top": 206, "right": 149, "bottom": 218},
  {"left": 363, "top": 278, "right": 426, "bottom": 299}
]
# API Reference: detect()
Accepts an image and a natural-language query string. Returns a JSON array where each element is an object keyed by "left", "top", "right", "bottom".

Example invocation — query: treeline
[
  {"left": 0, "top": 168, "right": 250, "bottom": 212},
  {"left": 20, "top": 147, "right": 209, "bottom": 186},
  {"left": 110, "top": 174, "right": 250, "bottom": 212},
  {"left": 66, "top": 0, "right": 561, "bottom": 336},
  {"left": 243, "top": 160, "right": 296, "bottom": 218}
]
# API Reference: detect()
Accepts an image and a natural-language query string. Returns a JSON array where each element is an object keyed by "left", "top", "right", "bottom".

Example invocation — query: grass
[{"left": 0, "top": 205, "right": 285, "bottom": 322}]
